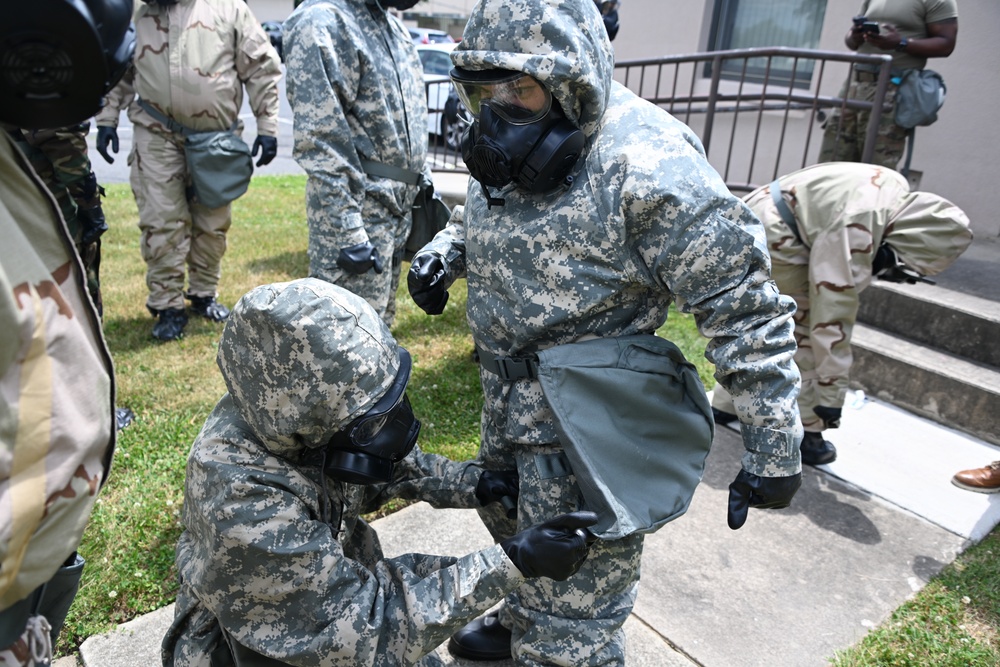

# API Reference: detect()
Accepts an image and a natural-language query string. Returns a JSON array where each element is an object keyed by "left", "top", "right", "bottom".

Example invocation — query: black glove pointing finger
[
  {"left": 500, "top": 511, "right": 599, "bottom": 581},
  {"left": 407, "top": 252, "right": 449, "bottom": 315},
  {"left": 727, "top": 469, "right": 801, "bottom": 530}
]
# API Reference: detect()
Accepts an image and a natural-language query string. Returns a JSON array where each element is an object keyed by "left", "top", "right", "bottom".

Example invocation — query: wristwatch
[{"left": 895, "top": 37, "right": 909, "bottom": 52}]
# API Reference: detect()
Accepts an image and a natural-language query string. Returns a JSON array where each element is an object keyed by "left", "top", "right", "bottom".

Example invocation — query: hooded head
[
  {"left": 452, "top": 0, "right": 614, "bottom": 139},
  {"left": 882, "top": 191, "right": 973, "bottom": 278},
  {"left": 217, "top": 279, "right": 402, "bottom": 461}
]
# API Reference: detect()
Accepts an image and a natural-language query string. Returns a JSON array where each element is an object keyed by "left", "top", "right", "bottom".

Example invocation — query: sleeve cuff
[{"left": 740, "top": 422, "right": 802, "bottom": 476}]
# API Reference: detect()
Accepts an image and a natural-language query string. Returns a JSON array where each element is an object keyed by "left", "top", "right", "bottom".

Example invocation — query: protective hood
[
  {"left": 217, "top": 279, "right": 399, "bottom": 459},
  {"left": 452, "top": 0, "right": 614, "bottom": 138},
  {"left": 885, "top": 191, "right": 973, "bottom": 276}
]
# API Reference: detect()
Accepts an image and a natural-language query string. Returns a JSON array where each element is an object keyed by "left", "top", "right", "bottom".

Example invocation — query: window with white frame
[{"left": 707, "top": 0, "right": 828, "bottom": 88}]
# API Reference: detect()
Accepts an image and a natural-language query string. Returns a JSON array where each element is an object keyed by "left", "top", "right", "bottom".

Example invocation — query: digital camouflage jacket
[
  {"left": 422, "top": 0, "right": 803, "bottom": 477},
  {"left": 162, "top": 279, "right": 523, "bottom": 667}
]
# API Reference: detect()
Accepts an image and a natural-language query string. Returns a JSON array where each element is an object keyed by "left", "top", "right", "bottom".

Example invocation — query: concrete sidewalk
[{"left": 60, "top": 389, "right": 1000, "bottom": 667}]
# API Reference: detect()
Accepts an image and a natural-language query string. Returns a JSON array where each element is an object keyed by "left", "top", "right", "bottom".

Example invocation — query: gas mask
[
  {"left": 451, "top": 68, "right": 584, "bottom": 207},
  {"left": 1, "top": 1, "right": 135, "bottom": 129},
  {"left": 873, "top": 242, "right": 934, "bottom": 285},
  {"left": 324, "top": 348, "right": 421, "bottom": 485}
]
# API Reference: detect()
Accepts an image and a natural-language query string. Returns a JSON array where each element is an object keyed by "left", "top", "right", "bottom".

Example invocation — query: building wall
[{"left": 251, "top": 0, "right": 996, "bottom": 238}]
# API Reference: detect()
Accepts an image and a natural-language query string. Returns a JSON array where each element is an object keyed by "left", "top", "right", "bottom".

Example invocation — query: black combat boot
[
  {"left": 151, "top": 307, "right": 188, "bottom": 341},
  {"left": 448, "top": 612, "right": 512, "bottom": 661},
  {"left": 188, "top": 295, "right": 230, "bottom": 322},
  {"left": 801, "top": 431, "right": 837, "bottom": 466}
]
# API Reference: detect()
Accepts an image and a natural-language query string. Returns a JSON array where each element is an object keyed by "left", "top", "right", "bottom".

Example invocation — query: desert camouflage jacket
[
  {"left": 0, "top": 133, "right": 115, "bottom": 613},
  {"left": 163, "top": 279, "right": 523, "bottom": 667},
  {"left": 422, "top": 0, "right": 802, "bottom": 477},
  {"left": 95, "top": 0, "right": 282, "bottom": 136},
  {"left": 749, "top": 162, "right": 972, "bottom": 408},
  {"left": 283, "top": 0, "right": 430, "bottom": 246}
]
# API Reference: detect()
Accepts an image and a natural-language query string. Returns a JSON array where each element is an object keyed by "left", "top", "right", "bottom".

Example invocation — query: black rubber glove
[
  {"left": 500, "top": 511, "right": 599, "bottom": 581},
  {"left": 336, "top": 242, "right": 384, "bottom": 275},
  {"left": 727, "top": 469, "right": 801, "bottom": 530},
  {"left": 476, "top": 469, "right": 519, "bottom": 519},
  {"left": 814, "top": 405, "right": 842, "bottom": 429},
  {"left": 407, "top": 252, "right": 449, "bottom": 315},
  {"left": 77, "top": 205, "right": 108, "bottom": 245},
  {"left": 96, "top": 126, "right": 119, "bottom": 164},
  {"left": 252, "top": 135, "right": 277, "bottom": 167}
]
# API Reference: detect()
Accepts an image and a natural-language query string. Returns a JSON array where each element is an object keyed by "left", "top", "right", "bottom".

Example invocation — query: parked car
[
  {"left": 409, "top": 27, "right": 456, "bottom": 45},
  {"left": 416, "top": 42, "right": 466, "bottom": 152}
]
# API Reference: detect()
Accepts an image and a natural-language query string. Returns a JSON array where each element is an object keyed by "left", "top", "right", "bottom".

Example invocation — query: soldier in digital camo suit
[
  {"left": 161, "top": 278, "right": 598, "bottom": 667},
  {"left": 406, "top": 1, "right": 803, "bottom": 663},
  {"left": 712, "top": 162, "right": 972, "bottom": 466},
  {"left": 95, "top": 0, "right": 282, "bottom": 342},
  {"left": 283, "top": 0, "right": 433, "bottom": 327}
]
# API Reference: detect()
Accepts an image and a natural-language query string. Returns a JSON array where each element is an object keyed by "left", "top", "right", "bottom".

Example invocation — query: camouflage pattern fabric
[
  {"left": 95, "top": 0, "right": 281, "bottom": 311},
  {"left": 817, "top": 77, "right": 908, "bottom": 168},
  {"left": 414, "top": 0, "right": 802, "bottom": 662},
  {"left": 713, "top": 162, "right": 972, "bottom": 433},
  {"left": 0, "top": 134, "right": 115, "bottom": 664},
  {"left": 162, "top": 279, "right": 526, "bottom": 667},
  {"left": 283, "top": 0, "right": 430, "bottom": 326},
  {"left": 1, "top": 123, "right": 105, "bottom": 316}
]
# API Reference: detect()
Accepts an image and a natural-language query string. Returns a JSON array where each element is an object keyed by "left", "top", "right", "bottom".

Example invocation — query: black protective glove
[
  {"left": 336, "top": 242, "right": 384, "bottom": 275},
  {"left": 500, "top": 511, "right": 599, "bottom": 580},
  {"left": 95, "top": 126, "right": 119, "bottom": 164},
  {"left": 814, "top": 405, "right": 843, "bottom": 429},
  {"left": 77, "top": 205, "right": 108, "bottom": 245},
  {"left": 407, "top": 251, "right": 449, "bottom": 315},
  {"left": 476, "top": 469, "right": 519, "bottom": 519},
  {"left": 251, "top": 135, "right": 277, "bottom": 167},
  {"left": 727, "top": 469, "right": 801, "bottom": 530}
]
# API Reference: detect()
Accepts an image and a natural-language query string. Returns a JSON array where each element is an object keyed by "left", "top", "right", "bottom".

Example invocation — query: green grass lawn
[{"left": 57, "top": 175, "right": 1000, "bottom": 665}]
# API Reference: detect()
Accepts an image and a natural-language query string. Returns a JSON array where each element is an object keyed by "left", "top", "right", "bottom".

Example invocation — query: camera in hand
[{"left": 852, "top": 16, "right": 880, "bottom": 34}]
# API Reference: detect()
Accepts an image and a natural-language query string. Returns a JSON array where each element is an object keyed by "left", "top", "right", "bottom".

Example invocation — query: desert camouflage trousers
[
  {"left": 818, "top": 75, "right": 908, "bottom": 170},
  {"left": 130, "top": 125, "right": 233, "bottom": 311},
  {"left": 476, "top": 415, "right": 643, "bottom": 666}
]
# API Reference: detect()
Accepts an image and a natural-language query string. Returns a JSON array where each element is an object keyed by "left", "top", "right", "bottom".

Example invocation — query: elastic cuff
[{"left": 740, "top": 423, "right": 802, "bottom": 476}]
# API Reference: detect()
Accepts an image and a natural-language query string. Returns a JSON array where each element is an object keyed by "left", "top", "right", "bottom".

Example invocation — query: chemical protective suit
[
  {"left": 162, "top": 278, "right": 596, "bottom": 667},
  {"left": 95, "top": 0, "right": 282, "bottom": 340},
  {"left": 713, "top": 162, "right": 972, "bottom": 463},
  {"left": 408, "top": 0, "right": 803, "bottom": 663},
  {"left": 283, "top": 0, "right": 432, "bottom": 327}
]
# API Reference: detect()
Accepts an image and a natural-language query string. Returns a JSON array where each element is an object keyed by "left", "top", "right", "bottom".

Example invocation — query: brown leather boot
[{"left": 951, "top": 461, "right": 1000, "bottom": 493}]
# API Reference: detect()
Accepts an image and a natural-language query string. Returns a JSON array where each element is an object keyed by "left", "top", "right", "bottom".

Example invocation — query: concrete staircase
[{"left": 851, "top": 238, "right": 1000, "bottom": 446}]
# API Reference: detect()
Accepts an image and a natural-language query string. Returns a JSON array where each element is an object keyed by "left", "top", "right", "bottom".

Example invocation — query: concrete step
[
  {"left": 850, "top": 324, "right": 1000, "bottom": 446},
  {"left": 857, "top": 281, "right": 1000, "bottom": 368}
]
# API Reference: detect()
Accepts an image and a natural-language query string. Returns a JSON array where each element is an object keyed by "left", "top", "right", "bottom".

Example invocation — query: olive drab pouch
[
  {"left": 406, "top": 174, "right": 451, "bottom": 261},
  {"left": 184, "top": 130, "right": 254, "bottom": 208},
  {"left": 136, "top": 97, "right": 253, "bottom": 208},
  {"left": 894, "top": 68, "right": 946, "bottom": 129},
  {"left": 536, "top": 335, "right": 715, "bottom": 540}
]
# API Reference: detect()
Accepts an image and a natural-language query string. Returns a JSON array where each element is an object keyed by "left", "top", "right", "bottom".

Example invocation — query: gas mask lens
[{"left": 451, "top": 69, "right": 552, "bottom": 124}]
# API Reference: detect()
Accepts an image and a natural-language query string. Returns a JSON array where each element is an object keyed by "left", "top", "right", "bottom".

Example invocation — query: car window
[{"left": 419, "top": 51, "right": 453, "bottom": 77}]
